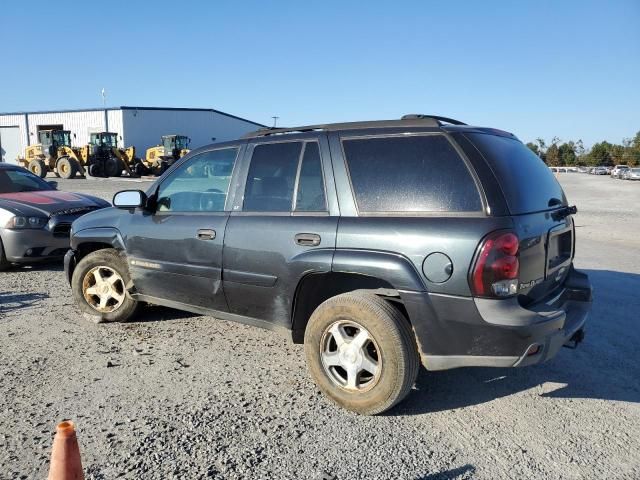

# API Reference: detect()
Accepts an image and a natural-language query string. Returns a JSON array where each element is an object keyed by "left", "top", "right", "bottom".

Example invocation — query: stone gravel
[{"left": 0, "top": 173, "right": 639, "bottom": 479}]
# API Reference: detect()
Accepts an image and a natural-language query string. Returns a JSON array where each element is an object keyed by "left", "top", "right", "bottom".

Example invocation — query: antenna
[
  {"left": 272, "top": 116, "right": 279, "bottom": 128},
  {"left": 101, "top": 88, "right": 106, "bottom": 108}
]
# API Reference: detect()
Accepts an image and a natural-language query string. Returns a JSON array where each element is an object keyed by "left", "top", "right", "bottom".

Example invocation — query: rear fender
[{"left": 331, "top": 249, "right": 426, "bottom": 292}]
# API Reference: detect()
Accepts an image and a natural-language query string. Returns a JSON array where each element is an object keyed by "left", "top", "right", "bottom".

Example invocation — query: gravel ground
[{"left": 1, "top": 173, "right": 639, "bottom": 479}]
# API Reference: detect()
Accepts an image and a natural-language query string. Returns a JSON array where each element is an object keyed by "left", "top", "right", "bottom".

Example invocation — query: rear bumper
[
  {"left": 402, "top": 267, "right": 592, "bottom": 370},
  {"left": 0, "top": 227, "right": 70, "bottom": 263}
]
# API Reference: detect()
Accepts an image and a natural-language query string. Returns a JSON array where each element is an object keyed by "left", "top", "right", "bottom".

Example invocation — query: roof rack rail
[
  {"left": 401, "top": 114, "right": 467, "bottom": 125},
  {"left": 241, "top": 115, "right": 461, "bottom": 139}
]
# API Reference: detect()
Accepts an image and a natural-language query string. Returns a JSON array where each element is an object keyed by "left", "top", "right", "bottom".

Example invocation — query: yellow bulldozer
[
  {"left": 18, "top": 129, "right": 86, "bottom": 179},
  {"left": 137, "top": 134, "right": 191, "bottom": 175}
]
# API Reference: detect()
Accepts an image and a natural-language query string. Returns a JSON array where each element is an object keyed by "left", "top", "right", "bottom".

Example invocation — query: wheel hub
[
  {"left": 320, "top": 320, "right": 382, "bottom": 392},
  {"left": 82, "top": 265, "right": 126, "bottom": 313}
]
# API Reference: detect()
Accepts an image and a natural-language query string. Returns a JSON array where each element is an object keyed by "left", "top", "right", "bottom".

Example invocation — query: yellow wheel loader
[
  {"left": 139, "top": 134, "right": 191, "bottom": 175},
  {"left": 86, "top": 132, "right": 137, "bottom": 177},
  {"left": 18, "top": 130, "right": 86, "bottom": 179}
]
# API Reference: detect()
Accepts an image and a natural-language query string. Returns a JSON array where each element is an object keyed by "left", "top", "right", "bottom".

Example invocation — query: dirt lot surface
[{"left": 1, "top": 174, "right": 639, "bottom": 479}]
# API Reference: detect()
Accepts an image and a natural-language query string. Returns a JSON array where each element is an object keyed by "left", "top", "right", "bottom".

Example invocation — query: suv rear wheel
[
  {"left": 71, "top": 249, "right": 138, "bottom": 323},
  {"left": 304, "top": 292, "right": 419, "bottom": 415}
]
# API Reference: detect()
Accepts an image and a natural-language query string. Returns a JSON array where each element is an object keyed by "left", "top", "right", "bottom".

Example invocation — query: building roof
[{"left": 0, "top": 106, "right": 265, "bottom": 127}]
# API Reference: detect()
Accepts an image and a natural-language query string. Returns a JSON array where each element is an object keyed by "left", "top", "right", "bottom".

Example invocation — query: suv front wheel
[
  {"left": 71, "top": 249, "right": 139, "bottom": 323},
  {"left": 304, "top": 292, "right": 419, "bottom": 415}
]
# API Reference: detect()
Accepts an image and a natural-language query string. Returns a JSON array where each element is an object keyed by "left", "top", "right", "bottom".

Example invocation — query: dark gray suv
[{"left": 64, "top": 115, "right": 592, "bottom": 414}]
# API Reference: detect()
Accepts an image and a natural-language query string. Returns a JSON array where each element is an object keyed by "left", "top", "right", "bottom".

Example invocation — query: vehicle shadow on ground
[
  {"left": 389, "top": 269, "right": 640, "bottom": 416},
  {"left": 0, "top": 291, "right": 50, "bottom": 313},
  {"left": 416, "top": 464, "right": 476, "bottom": 479},
  {"left": 132, "top": 305, "right": 199, "bottom": 323}
]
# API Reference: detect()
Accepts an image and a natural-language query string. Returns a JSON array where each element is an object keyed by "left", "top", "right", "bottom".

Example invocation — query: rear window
[
  {"left": 342, "top": 135, "right": 482, "bottom": 213},
  {"left": 466, "top": 133, "right": 567, "bottom": 214}
]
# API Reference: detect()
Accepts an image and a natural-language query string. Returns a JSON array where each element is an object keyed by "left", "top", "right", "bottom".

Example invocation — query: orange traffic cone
[{"left": 48, "top": 421, "right": 84, "bottom": 480}]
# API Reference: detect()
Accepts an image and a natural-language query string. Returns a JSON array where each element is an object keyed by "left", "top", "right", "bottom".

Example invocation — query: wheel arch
[
  {"left": 290, "top": 249, "right": 426, "bottom": 344},
  {"left": 66, "top": 227, "right": 126, "bottom": 282}
]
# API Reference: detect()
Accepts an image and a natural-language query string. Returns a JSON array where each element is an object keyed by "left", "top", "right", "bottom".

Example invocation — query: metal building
[{"left": 0, "top": 106, "right": 265, "bottom": 165}]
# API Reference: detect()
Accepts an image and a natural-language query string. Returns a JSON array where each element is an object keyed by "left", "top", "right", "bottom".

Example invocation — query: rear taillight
[{"left": 470, "top": 231, "right": 520, "bottom": 297}]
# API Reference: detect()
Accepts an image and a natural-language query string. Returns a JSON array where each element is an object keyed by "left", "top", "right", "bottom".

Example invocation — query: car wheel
[
  {"left": 71, "top": 249, "right": 139, "bottom": 323},
  {"left": 0, "top": 237, "right": 11, "bottom": 271},
  {"left": 304, "top": 292, "right": 419, "bottom": 415}
]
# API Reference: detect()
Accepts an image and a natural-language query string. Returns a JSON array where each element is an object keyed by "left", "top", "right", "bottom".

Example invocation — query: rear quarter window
[
  {"left": 342, "top": 135, "right": 482, "bottom": 213},
  {"left": 466, "top": 133, "right": 567, "bottom": 214}
]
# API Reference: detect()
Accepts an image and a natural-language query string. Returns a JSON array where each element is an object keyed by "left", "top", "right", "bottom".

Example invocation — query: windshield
[
  {"left": 52, "top": 131, "right": 71, "bottom": 147},
  {"left": 175, "top": 136, "right": 190, "bottom": 150},
  {"left": 103, "top": 133, "right": 117, "bottom": 147},
  {"left": 0, "top": 168, "right": 55, "bottom": 193}
]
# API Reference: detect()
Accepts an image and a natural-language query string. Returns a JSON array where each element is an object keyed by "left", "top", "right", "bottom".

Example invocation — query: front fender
[
  {"left": 65, "top": 227, "right": 126, "bottom": 284},
  {"left": 332, "top": 249, "right": 426, "bottom": 292},
  {"left": 70, "top": 226, "right": 126, "bottom": 251}
]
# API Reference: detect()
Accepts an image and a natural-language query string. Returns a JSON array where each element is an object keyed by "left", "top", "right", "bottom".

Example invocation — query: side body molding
[{"left": 331, "top": 249, "right": 426, "bottom": 292}]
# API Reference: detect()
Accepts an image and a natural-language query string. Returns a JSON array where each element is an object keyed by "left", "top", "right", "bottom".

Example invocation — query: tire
[
  {"left": 71, "top": 248, "right": 139, "bottom": 323},
  {"left": 88, "top": 163, "right": 103, "bottom": 177},
  {"left": 0, "top": 237, "right": 11, "bottom": 271},
  {"left": 28, "top": 159, "right": 47, "bottom": 178},
  {"left": 104, "top": 157, "right": 122, "bottom": 177},
  {"left": 56, "top": 157, "right": 78, "bottom": 179},
  {"left": 304, "top": 292, "right": 419, "bottom": 415}
]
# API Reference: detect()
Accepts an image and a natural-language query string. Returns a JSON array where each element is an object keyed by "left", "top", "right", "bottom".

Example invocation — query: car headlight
[{"left": 5, "top": 216, "right": 48, "bottom": 229}]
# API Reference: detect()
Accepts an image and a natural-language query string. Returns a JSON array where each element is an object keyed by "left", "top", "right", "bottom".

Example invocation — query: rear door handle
[
  {"left": 197, "top": 228, "right": 216, "bottom": 240},
  {"left": 295, "top": 233, "right": 321, "bottom": 246}
]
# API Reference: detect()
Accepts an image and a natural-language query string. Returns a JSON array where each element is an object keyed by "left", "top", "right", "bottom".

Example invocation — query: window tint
[
  {"left": 243, "top": 142, "right": 302, "bottom": 212},
  {"left": 466, "top": 133, "right": 567, "bottom": 214},
  {"left": 295, "top": 142, "right": 326, "bottom": 212},
  {"left": 343, "top": 135, "right": 482, "bottom": 213},
  {"left": 156, "top": 148, "right": 238, "bottom": 212}
]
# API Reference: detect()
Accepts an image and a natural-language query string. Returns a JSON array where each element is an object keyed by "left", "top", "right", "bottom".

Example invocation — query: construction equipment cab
[
  {"left": 142, "top": 134, "right": 191, "bottom": 175},
  {"left": 18, "top": 129, "right": 85, "bottom": 179}
]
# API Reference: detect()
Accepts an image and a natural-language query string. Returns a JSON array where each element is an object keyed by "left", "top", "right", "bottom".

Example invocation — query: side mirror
[
  {"left": 113, "top": 190, "right": 147, "bottom": 209},
  {"left": 47, "top": 180, "right": 58, "bottom": 189}
]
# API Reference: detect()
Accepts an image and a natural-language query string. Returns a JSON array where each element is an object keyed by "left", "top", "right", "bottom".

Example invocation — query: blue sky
[{"left": 0, "top": 0, "right": 638, "bottom": 147}]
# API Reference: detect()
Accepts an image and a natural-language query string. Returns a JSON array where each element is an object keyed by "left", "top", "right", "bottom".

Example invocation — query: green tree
[
  {"left": 558, "top": 142, "right": 577, "bottom": 166},
  {"left": 546, "top": 143, "right": 561, "bottom": 166},
  {"left": 588, "top": 141, "right": 612, "bottom": 166},
  {"left": 630, "top": 131, "right": 640, "bottom": 166}
]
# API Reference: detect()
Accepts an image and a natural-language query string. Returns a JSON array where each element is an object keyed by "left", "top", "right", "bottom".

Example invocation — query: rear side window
[
  {"left": 342, "top": 135, "right": 482, "bottom": 213},
  {"left": 243, "top": 142, "right": 302, "bottom": 212},
  {"left": 295, "top": 142, "right": 326, "bottom": 212},
  {"left": 466, "top": 133, "right": 567, "bottom": 214}
]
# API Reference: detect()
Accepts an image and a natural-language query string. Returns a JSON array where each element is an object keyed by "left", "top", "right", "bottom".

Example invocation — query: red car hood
[
  {"left": 0, "top": 191, "right": 89, "bottom": 205},
  {"left": 0, "top": 190, "right": 108, "bottom": 217}
]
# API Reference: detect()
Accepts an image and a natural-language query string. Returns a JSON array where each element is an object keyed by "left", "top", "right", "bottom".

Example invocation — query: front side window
[
  {"left": 156, "top": 148, "right": 238, "bottom": 212},
  {"left": 343, "top": 135, "right": 482, "bottom": 213},
  {"left": 243, "top": 142, "right": 302, "bottom": 212}
]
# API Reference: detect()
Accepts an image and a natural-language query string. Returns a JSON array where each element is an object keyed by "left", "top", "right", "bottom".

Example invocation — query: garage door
[{"left": 0, "top": 127, "right": 21, "bottom": 164}]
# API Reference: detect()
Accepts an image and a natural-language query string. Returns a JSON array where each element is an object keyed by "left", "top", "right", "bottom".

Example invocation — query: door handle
[
  {"left": 197, "top": 229, "right": 216, "bottom": 240},
  {"left": 295, "top": 233, "right": 321, "bottom": 246}
]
